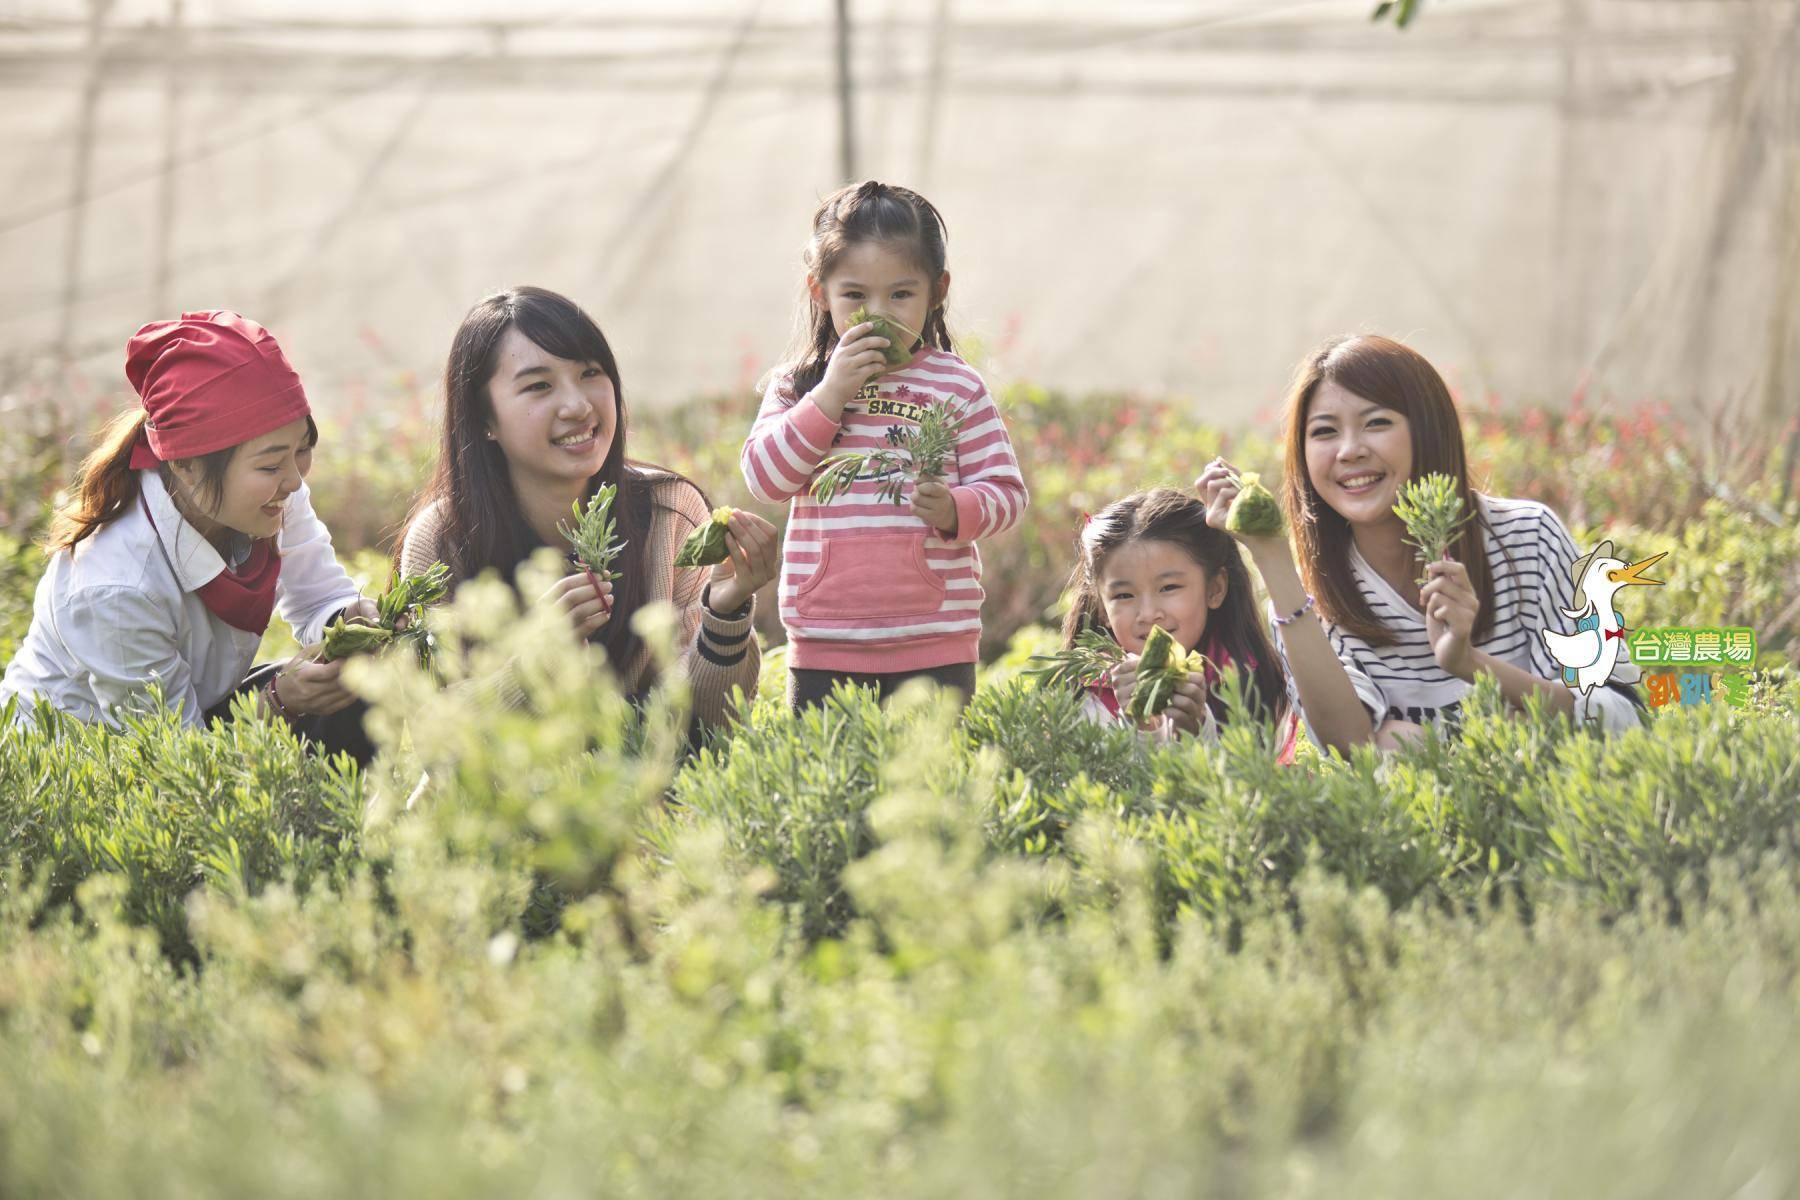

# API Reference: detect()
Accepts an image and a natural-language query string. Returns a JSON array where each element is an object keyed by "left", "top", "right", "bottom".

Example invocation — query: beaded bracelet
[
  {"left": 1273, "top": 593, "right": 1316, "bottom": 627},
  {"left": 264, "top": 672, "right": 295, "bottom": 722}
]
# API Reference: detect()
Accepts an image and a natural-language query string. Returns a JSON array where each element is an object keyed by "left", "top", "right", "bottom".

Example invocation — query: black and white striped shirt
[{"left": 1276, "top": 494, "right": 1643, "bottom": 735}]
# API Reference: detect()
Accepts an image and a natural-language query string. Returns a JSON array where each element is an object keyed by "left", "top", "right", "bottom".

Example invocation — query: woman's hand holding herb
[
  {"left": 910, "top": 478, "right": 958, "bottom": 537},
  {"left": 275, "top": 656, "right": 356, "bottom": 716},
  {"left": 1196, "top": 458, "right": 1285, "bottom": 556},
  {"left": 545, "top": 571, "right": 613, "bottom": 640},
  {"left": 1421, "top": 558, "right": 1479, "bottom": 679},
  {"left": 813, "top": 322, "right": 889, "bottom": 420},
  {"left": 707, "top": 510, "right": 780, "bottom": 614}
]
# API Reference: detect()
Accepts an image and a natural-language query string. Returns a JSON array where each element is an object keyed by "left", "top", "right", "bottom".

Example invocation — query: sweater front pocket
[{"left": 793, "top": 533, "right": 946, "bottom": 622}]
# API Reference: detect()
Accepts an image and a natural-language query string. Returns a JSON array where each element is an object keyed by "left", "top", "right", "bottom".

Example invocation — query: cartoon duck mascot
[{"left": 1540, "top": 539, "right": 1666, "bottom": 697}]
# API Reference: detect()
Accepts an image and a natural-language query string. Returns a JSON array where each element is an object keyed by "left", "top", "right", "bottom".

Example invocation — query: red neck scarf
[{"left": 140, "top": 494, "right": 281, "bottom": 635}]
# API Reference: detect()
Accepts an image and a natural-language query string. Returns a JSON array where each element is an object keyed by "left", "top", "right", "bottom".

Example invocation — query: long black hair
[
  {"left": 1059, "top": 487, "right": 1289, "bottom": 728},
  {"left": 401, "top": 286, "right": 696, "bottom": 679}
]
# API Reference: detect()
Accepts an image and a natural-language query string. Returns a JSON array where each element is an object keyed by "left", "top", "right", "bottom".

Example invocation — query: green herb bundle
[
  {"left": 1224, "top": 470, "right": 1285, "bottom": 537},
  {"left": 560, "top": 483, "right": 626, "bottom": 579},
  {"left": 1024, "top": 625, "right": 1205, "bottom": 722},
  {"left": 320, "top": 561, "right": 450, "bottom": 665},
  {"left": 1124, "top": 624, "right": 1208, "bottom": 722},
  {"left": 674, "top": 507, "right": 734, "bottom": 568},
  {"left": 1392, "top": 472, "right": 1471, "bottom": 582},
  {"left": 810, "top": 404, "right": 962, "bottom": 506},
  {"left": 1023, "top": 629, "right": 1125, "bottom": 692},
  {"left": 848, "top": 306, "right": 924, "bottom": 370}
]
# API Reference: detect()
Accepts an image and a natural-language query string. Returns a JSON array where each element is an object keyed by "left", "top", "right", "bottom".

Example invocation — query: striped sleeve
[
  {"left": 740, "top": 371, "right": 842, "bottom": 503},
  {"left": 945, "top": 372, "right": 1028, "bottom": 545},
  {"left": 1526, "top": 504, "right": 1645, "bottom": 733}
]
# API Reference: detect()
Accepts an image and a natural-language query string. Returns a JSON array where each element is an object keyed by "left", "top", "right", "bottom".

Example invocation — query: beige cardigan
[{"left": 398, "top": 474, "right": 759, "bottom": 729}]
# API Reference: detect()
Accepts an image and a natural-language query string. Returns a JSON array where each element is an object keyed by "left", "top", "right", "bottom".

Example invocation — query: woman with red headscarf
[{"left": 1, "top": 311, "right": 378, "bottom": 757}]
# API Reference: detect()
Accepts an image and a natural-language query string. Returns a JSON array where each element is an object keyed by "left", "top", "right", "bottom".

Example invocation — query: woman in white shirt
[
  {"left": 1266, "top": 334, "right": 1643, "bottom": 749},
  {"left": 0, "top": 310, "right": 379, "bottom": 758}
]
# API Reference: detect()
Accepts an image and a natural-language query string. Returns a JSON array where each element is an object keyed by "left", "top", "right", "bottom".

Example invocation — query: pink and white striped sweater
[{"left": 741, "top": 348, "right": 1029, "bottom": 673}]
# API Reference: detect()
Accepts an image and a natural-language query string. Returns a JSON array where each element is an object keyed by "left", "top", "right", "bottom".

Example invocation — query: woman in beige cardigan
[{"left": 397, "top": 286, "right": 777, "bottom": 727}]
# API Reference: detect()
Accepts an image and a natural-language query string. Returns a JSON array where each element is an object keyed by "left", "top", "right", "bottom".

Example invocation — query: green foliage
[
  {"left": 0, "top": 693, "right": 363, "bottom": 959},
  {"left": 672, "top": 506, "right": 734, "bottom": 568},
  {"left": 810, "top": 401, "right": 962, "bottom": 506},
  {"left": 1125, "top": 623, "right": 1207, "bottom": 721},
  {"left": 2, "top": 378, "right": 1798, "bottom": 1193},
  {"left": 1021, "top": 628, "right": 1122, "bottom": 692},
  {"left": 652, "top": 682, "right": 904, "bottom": 942},
  {"left": 848, "top": 305, "right": 923, "bottom": 369},
  {"left": 1224, "top": 470, "right": 1285, "bottom": 536},
  {"left": 559, "top": 483, "right": 625, "bottom": 579},
  {"left": 1370, "top": 0, "right": 1423, "bottom": 28},
  {"left": 320, "top": 562, "right": 450, "bottom": 664},
  {"left": 1393, "top": 471, "right": 1470, "bottom": 581},
  {"left": 0, "top": 530, "right": 36, "bottom": 662}
]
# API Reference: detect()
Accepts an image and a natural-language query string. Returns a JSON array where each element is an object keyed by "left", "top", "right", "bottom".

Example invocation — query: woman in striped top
[
  {"left": 1274, "top": 335, "right": 1643, "bottom": 749},
  {"left": 742, "top": 181, "right": 1028, "bottom": 709}
]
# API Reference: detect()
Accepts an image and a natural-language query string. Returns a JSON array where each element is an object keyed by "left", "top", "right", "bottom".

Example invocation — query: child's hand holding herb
[
  {"left": 813, "top": 318, "right": 892, "bottom": 420},
  {"left": 910, "top": 478, "right": 958, "bottom": 537}
]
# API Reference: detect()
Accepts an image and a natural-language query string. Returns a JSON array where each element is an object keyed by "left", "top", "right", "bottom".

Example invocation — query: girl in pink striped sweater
[{"left": 741, "top": 181, "right": 1028, "bottom": 709}]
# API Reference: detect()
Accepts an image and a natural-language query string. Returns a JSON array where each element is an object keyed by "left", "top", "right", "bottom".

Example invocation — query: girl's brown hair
[
  {"left": 1278, "top": 334, "right": 1497, "bottom": 648},
  {"left": 400, "top": 286, "right": 700, "bottom": 683},
  {"left": 785, "top": 180, "right": 955, "bottom": 401},
  {"left": 1058, "top": 487, "right": 1289, "bottom": 728},
  {"left": 45, "top": 409, "right": 318, "bottom": 553}
]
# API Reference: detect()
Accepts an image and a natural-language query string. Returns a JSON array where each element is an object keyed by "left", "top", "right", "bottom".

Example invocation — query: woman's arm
[
  {"left": 1195, "top": 459, "right": 1376, "bottom": 754},
  {"left": 1244, "top": 542, "right": 1377, "bottom": 753},
  {"left": 647, "top": 482, "right": 764, "bottom": 729},
  {"left": 273, "top": 483, "right": 364, "bottom": 646}
]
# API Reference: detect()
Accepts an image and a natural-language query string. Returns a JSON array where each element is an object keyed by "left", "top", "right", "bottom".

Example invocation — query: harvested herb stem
[
  {"left": 810, "top": 404, "right": 962, "bottom": 506},
  {"left": 1392, "top": 472, "right": 1470, "bottom": 583},
  {"left": 560, "top": 483, "right": 627, "bottom": 580}
]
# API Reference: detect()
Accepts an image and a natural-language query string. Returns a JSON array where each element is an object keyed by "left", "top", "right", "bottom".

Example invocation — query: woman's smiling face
[
  {"left": 169, "top": 417, "right": 313, "bottom": 541},
  {"left": 484, "top": 326, "right": 617, "bottom": 488},
  {"left": 1303, "top": 379, "right": 1414, "bottom": 528}
]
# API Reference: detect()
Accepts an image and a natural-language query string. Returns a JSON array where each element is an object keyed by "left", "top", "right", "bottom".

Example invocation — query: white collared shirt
[{"left": 1, "top": 469, "right": 360, "bottom": 727}]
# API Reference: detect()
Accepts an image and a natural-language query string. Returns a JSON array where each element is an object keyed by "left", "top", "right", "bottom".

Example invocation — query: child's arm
[
  {"left": 740, "top": 373, "right": 843, "bottom": 504},
  {"left": 741, "top": 329, "right": 891, "bottom": 504},
  {"left": 1198, "top": 459, "right": 1375, "bottom": 755},
  {"left": 936, "top": 374, "right": 1028, "bottom": 543}
]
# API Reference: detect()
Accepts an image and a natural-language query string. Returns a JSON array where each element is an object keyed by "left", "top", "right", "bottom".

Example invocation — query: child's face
[
  {"left": 1303, "top": 380, "right": 1414, "bottom": 530},
  {"left": 1098, "top": 538, "right": 1226, "bottom": 656},
  {"left": 483, "top": 326, "right": 617, "bottom": 490},
  {"left": 810, "top": 240, "right": 948, "bottom": 352}
]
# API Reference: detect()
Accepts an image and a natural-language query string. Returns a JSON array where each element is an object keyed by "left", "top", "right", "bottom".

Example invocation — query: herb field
[{"left": 1, "top": 380, "right": 1798, "bottom": 1196}]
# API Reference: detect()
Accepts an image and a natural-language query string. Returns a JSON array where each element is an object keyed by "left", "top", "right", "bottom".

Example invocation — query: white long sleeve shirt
[{"left": 0, "top": 469, "right": 360, "bottom": 728}]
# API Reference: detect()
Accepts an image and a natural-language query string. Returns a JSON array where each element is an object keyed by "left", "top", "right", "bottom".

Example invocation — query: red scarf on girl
[
  {"left": 141, "top": 494, "right": 281, "bottom": 635},
  {"left": 1089, "top": 631, "right": 1299, "bottom": 764}
]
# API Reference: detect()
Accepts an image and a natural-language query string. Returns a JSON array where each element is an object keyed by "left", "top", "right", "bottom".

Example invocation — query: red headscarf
[
  {"left": 125, "top": 311, "right": 310, "bottom": 635},
  {"left": 125, "top": 310, "right": 310, "bottom": 469}
]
